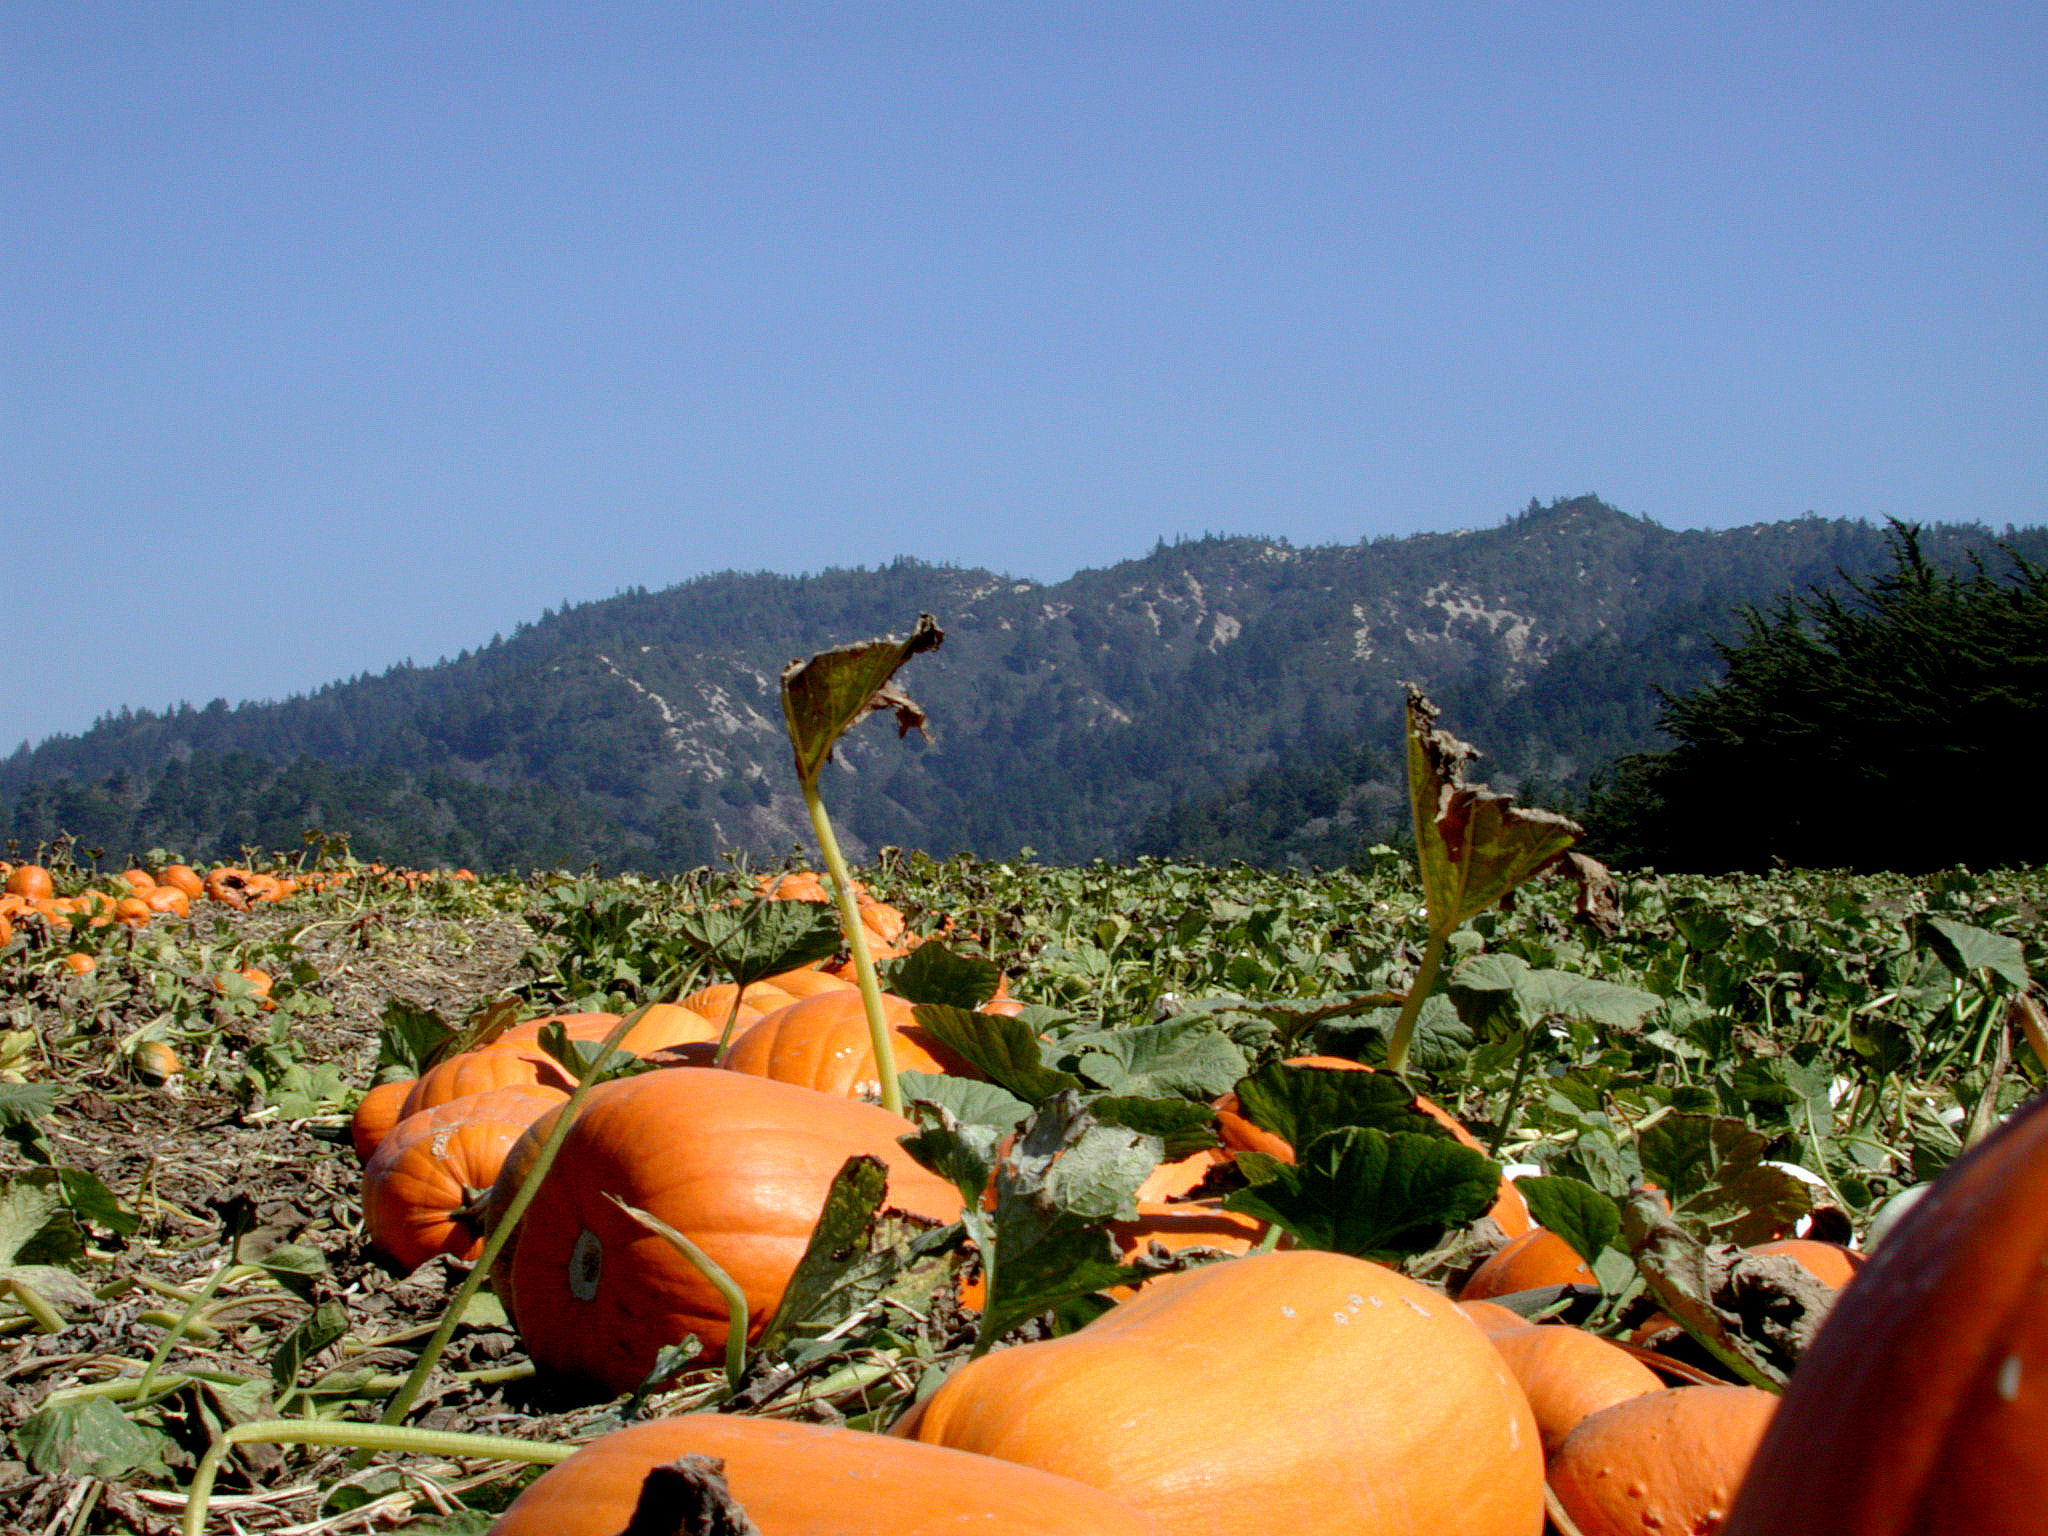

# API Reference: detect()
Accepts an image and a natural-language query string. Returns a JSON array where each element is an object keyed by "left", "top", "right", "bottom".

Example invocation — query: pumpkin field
[{"left": 2, "top": 649, "right": 2044, "bottom": 1535}]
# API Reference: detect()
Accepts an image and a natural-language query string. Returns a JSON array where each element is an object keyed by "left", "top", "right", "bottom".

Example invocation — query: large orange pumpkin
[
  {"left": 1549, "top": 1385, "right": 1777, "bottom": 1536},
  {"left": 490, "top": 1413, "right": 1165, "bottom": 1536},
  {"left": 1722, "top": 1089, "right": 2048, "bottom": 1535},
  {"left": 898, "top": 1248, "right": 1545, "bottom": 1536},
  {"left": 397, "top": 1044, "right": 577, "bottom": 1121},
  {"left": 350, "top": 1078, "right": 419, "bottom": 1164},
  {"left": 502, "top": 1068, "right": 962, "bottom": 1396},
  {"left": 4, "top": 865, "right": 54, "bottom": 901}
]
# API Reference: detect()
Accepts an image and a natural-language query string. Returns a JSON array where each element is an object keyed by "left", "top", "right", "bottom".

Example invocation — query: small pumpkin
[
  {"left": 898, "top": 1248, "right": 1545, "bottom": 1536},
  {"left": 1459, "top": 1226, "right": 1597, "bottom": 1300},
  {"left": 490, "top": 1412, "right": 1166, "bottom": 1536},
  {"left": 350, "top": 1078, "right": 419, "bottom": 1164},
  {"left": 719, "top": 988, "right": 977, "bottom": 1101},
  {"left": 397, "top": 1044, "right": 577, "bottom": 1121},
  {"left": 1480, "top": 1322, "right": 1666, "bottom": 1457},
  {"left": 1549, "top": 1385, "right": 1777, "bottom": 1536},
  {"left": 362, "top": 1087, "right": 563, "bottom": 1271}
]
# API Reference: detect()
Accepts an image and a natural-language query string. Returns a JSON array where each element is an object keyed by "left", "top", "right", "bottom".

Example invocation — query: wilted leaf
[
  {"left": 1405, "top": 688, "right": 1581, "bottom": 935},
  {"left": 1224, "top": 1128, "right": 1498, "bottom": 1261},
  {"left": 757, "top": 1155, "right": 932, "bottom": 1353},
  {"left": 257, "top": 1243, "right": 328, "bottom": 1303},
  {"left": 1091, "top": 1095, "right": 1219, "bottom": 1162},
  {"left": 378, "top": 1000, "right": 461, "bottom": 1075},
  {"left": 780, "top": 614, "right": 944, "bottom": 788}
]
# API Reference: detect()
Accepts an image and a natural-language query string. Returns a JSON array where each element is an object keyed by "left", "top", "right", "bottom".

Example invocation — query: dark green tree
[{"left": 1586, "top": 523, "right": 2048, "bottom": 872}]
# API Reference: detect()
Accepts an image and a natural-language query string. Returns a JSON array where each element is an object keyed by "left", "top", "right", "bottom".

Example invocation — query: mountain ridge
[{"left": 7, "top": 498, "right": 2043, "bottom": 870}]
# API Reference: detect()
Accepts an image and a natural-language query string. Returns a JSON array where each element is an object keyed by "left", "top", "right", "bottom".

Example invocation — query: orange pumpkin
[
  {"left": 1459, "top": 1226, "right": 1597, "bottom": 1300},
  {"left": 350, "top": 1078, "right": 421, "bottom": 1164},
  {"left": 1549, "top": 1385, "right": 1777, "bottom": 1536},
  {"left": 492, "top": 1413, "right": 1166, "bottom": 1535},
  {"left": 3, "top": 865, "right": 54, "bottom": 901},
  {"left": 502, "top": 1068, "right": 962, "bottom": 1396},
  {"left": 495, "top": 1005, "right": 724, "bottom": 1057},
  {"left": 141, "top": 884, "right": 191, "bottom": 917},
  {"left": 362, "top": 1088, "right": 563, "bottom": 1271},
  {"left": 397, "top": 1044, "right": 577, "bottom": 1121},
  {"left": 719, "top": 988, "right": 976, "bottom": 1101},
  {"left": 1481, "top": 1322, "right": 1666, "bottom": 1456},
  {"left": 1722, "top": 1089, "right": 2048, "bottom": 1535},
  {"left": 155, "top": 864, "right": 205, "bottom": 898},
  {"left": 1215, "top": 1057, "right": 1532, "bottom": 1238},
  {"left": 898, "top": 1249, "right": 1545, "bottom": 1536}
]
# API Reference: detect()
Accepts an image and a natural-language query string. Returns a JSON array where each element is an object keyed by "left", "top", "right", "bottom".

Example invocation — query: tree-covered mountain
[{"left": 6, "top": 497, "right": 2042, "bottom": 871}]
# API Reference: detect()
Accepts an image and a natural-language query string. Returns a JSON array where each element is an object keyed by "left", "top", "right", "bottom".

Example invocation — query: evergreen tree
[{"left": 1586, "top": 523, "right": 2048, "bottom": 872}]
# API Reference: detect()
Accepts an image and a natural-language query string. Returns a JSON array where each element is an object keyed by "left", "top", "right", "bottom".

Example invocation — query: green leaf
[
  {"left": 272, "top": 1300, "right": 349, "bottom": 1392},
  {"left": 779, "top": 614, "right": 944, "bottom": 789},
  {"left": 896, "top": 1072, "right": 1031, "bottom": 1130},
  {"left": 0, "top": 1082, "right": 57, "bottom": 1162},
  {"left": 17, "top": 1396, "right": 178, "bottom": 1481},
  {"left": 884, "top": 943, "right": 1004, "bottom": 1008},
  {"left": 258, "top": 1243, "right": 328, "bottom": 1304},
  {"left": 1091, "top": 1096, "right": 1219, "bottom": 1162},
  {"left": 675, "top": 900, "right": 844, "bottom": 986},
  {"left": 900, "top": 1106, "right": 1005, "bottom": 1213},
  {"left": 1062, "top": 1018, "right": 1248, "bottom": 1099},
  {"left": 0, "top": 1179, "right": 76, "bottom": 1266},
  {"left": 54, "top": 1166, "right": 140, "bottom": 1240},
  {"left": 977, "top": 1096, "right": 1154, "bottom": 1339},
  {"left": 1449, "top": 953, "right": 1663, "bottom": 1033},
  {"left": 1230, "top": 1060, "right": 1450, "bottom": 1152},
  {"left": 1223, "top": 1127, "right": 1499, "bottom": 1261},
  {"left": 376, "top": 999, "right": 458, "bottom": 1076},
  {"left": 758, "top": 1155, "right": 948, "bottom": 1354},
  {"left": 911, "top": 1004, "right": 1083, "bottom": 1104},
  {"left": 1513, "top": 1176, "right": 1621, "bottom": 1265},
  {"left": 1917, "top": 915, "right": 2030, "bottom": 988}
]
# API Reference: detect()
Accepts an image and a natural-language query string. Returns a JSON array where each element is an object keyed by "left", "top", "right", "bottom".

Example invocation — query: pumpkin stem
[
  {"left": 1383, "top": 925, "right": 1451, "bottom": 1077},
  {"left": 181, "top": 1419, "right": 573, "bottom": 1536},
  {"left": 803, "top": 781, "right": 903, "bottom": 1117}
]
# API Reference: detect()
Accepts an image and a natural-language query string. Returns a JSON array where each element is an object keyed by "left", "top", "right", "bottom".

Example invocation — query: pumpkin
[
  {"left": 3, "top": 865, "right": 54, "bottom": 901},
  {"left": 1215, "top": 1056, "right": 1532, "bottom": 1237},
  {"left": 501, "top": 1068, "right": 962, "bottom": 1396},
  {"left": 140, "top": 884, "right": 191, "bottom": 917},
  {"left": 1480, "top": 1322, "right": 1665, "bottom": 1457},
  {"left": 490, "top": 1412, "right": 1165, "bottom": 1536},
  {"left": 497, "top": 1005, "right": 721, "bottom": 1056},
  {"left": 397, "top": 1044, "right": 577, "bottom": 1121},
  {"left": 1459, "top": 1297, "right": 1539, "bottom": 1336},
  {"left": 719, "top": 988, "right": 976, "bottom": 1101},
  {"left": 1721, "top": 1088, "right": 2048, "bottom": 1535},
  {"left": 362, "top": 1087, "right": 565, "bottom": 1272},
  {"left": 155, "top": 864, "right": 205, "bottom": 898},
  {"left": 350, "top": 1078, "right": 419, "bottom": 1164},
  {"left": 898, "top": 1248, "right": 1545, "bottom": 1536},
  {"left": 1459, "top": 1226, "right": 1597, "bottom": 1300},
  {"left": 1549, "top": 1385, "right": 1777, "bottom": 1536}
]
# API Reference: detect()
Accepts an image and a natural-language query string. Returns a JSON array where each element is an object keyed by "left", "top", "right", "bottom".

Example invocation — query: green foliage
[{"left": 1589, "top": 522, "right": 2048, "bottom": 872}]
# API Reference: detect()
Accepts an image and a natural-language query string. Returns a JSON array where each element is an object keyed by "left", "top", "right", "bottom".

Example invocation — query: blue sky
[{"left": 6, "top": 2, "right": 2043, "bottom": 752}]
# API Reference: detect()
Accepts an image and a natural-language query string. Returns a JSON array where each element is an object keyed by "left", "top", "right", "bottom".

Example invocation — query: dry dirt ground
[{"left": 0, "top": 901, "right": 619, "bottom": 1534}]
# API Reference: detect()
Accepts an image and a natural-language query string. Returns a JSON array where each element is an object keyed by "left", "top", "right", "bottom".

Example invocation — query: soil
[{"left": 0, "top": 900, "right": 626, "bottom": 1534}]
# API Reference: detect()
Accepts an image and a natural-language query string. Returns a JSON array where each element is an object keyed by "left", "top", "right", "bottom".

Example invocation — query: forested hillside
[{"left": 6, "top": 498, "right": 2042, "bottom": 871}]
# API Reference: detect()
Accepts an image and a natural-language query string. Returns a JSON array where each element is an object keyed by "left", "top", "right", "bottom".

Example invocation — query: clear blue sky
[{"left": 7, "top": 2, "right": 2043, "bottom": 753}]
